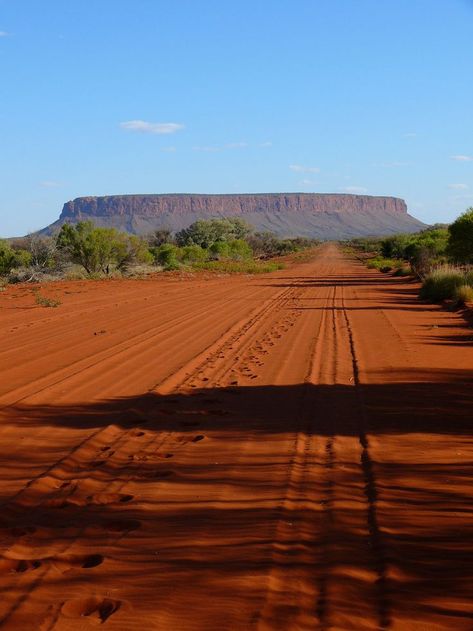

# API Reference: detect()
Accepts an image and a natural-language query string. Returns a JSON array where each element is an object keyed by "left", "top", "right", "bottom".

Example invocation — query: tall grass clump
[
  {"left": 419, "top": 265, "right": 466, "bottom": 301},
  {"left": 464, "top": 269, "right": 473, "bottom": 288},
  {"left": 453, "top": 284, "right": 473, "bottom": 307}
]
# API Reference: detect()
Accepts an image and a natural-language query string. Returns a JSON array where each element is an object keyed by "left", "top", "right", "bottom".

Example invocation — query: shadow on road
[{"left": 1, "top": 374, "right": 472, "bottom": 627}]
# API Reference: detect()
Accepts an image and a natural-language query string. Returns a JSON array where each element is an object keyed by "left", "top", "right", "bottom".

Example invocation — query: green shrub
[
  {"left": 191, "top": 260, "right": 284, "bottom": 274},
  {"left": 56, "top": 221, "right": 151, "bottom": 274},
  {"left": 152, "top": 243, "right": 181, "bottom": 270},
  {"left": 0, "top": 241, "right": 31, "bottom": 275},
  {"left": 228, "top": 239, "right": 252, "bottom": 260},
  {"left": 366, "top": 257, "right": 398, "bottom": 271},
  {"left": 393, "top": 266, "right": 411, "bottom": 277},
  {"left": 381, "top": 235, "right": 410, "bottom": 259},
  {"left": 179, "top": 245, "right": 207, "bottom": 263},
  {"left": 447, "top": 207, "right": 473, "bottom": 263},
  {"left": 453, "top": 284, "right": 473, "bottom": 306},
  {"left": 208, "top": 239, "right": 252, "bottom": 261},
  {"left": 33, "top": 289, "right": 61, "bottom": 308},
  {"left": 366, "top": 258, "right": 382, "bottom": 269},
  {"left": 420, "top": 266, "right": 466, "bottom": 301},
  {"left": 176, "top": 217, "right": 252, "bottom": 248},
  {"left": 209, "top": 241, "right": 230, "bottom": 260}
]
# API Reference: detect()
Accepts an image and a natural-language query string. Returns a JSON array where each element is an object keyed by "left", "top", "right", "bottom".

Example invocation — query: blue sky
[{"left": 1, "top": 0, "right": 472, "bottom": 236}]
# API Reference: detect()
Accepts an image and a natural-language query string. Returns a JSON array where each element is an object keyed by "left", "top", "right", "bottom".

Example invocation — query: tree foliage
[
  {"left": 56, "top": 221, "right": 151, "bottom": 274},
  {"left": 175, "top": 218, "right": 252, "bottom": 248},
  {"left": 447, "top": 207, "right": 473, "bottom": 263},
  {"left": 0, "top": 240, "right": 31, "bottom": 275}
]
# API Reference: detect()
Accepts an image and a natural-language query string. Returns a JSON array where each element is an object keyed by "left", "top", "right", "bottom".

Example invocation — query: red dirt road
[{"left": 0, "top": 244, "right": 472, "bottom": 630}]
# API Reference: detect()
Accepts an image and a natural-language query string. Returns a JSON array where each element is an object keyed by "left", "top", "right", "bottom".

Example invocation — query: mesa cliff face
[{"left": 42, "top": 193, "right": 425, "bottom": 238}]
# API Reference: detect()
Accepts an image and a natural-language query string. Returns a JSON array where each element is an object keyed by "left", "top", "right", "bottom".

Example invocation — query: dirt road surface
[{"left": 0, "top": 244, "right": 472, "bottom": 630}]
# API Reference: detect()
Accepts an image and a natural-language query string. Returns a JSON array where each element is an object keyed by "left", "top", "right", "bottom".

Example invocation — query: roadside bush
[
  {"left": 381, "top": 235, "right": 411, "bottom": 259},
  {"left": 176, "top": 217, "right": 252, "bottom": 248},
  {"left": 419, "top": 266, "right": 465, "bottom": 301},
  {"left": 366, "top": 257, "right": 399, "bottom": 272},
  {"left": 453, "top": 285, "right": 473, "bottom": 307},
  {"left": 228, "top": 239, "right": 252, "bottom": 260},
  {"left": 464, "top": 270, "right": 473, "bottom": 287},
  {"left": 12, "top": 234, "right": 58, "bottom": 271},
  {"left": 148, "top": 229, "right": 174, "bottom": 247},
  {"left": 192, "top": 260, "right": 284, "bottom": 274},
  {"left": 152, "top": 243, "right": 181, "bottom": 270},
  {"left": 209, "top": 241, "right": 230, "bottom": 260},
  {"left": 393, "top": 266, "right": 411, "bottom": 277},
  {"left": 447, "top": 207, "right": 473, "bottom": 263},
  {"left": 0, "top": 240, "right": 31, "bottom": 275},
  {"left": 56, "top": 222, "right": 151, "bottom": 274},
  {"left": 179, "top": 245, "right": 207, "bottom": 263},
  {"left": 247, "top": 232, "right": 316, "bottom": 258},
  {"left": 347, "top": 237, "right": 383, "bottom": 253},
  {"left": 113, "top": 234, "right": 153, "bottom": 271}
]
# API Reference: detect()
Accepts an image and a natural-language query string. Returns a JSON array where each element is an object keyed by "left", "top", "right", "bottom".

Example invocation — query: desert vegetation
[
  {"left": 0, "top": 218, "right": 317, "bottom": 284},
  {"left": 348, "top": 207, "right": 473, "bottom": 306}
]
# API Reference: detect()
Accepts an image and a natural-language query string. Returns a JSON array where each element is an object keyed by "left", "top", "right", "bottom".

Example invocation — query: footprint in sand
[
  {"left": 51, "top": 553, "right": 104, "bottom": 573},
  {"left": 47, "top": 492, "right": 135, "bottom": 508},
  {"left": 90, "top": 459, "right": 107, "bottom": 468},
  {"left": 0, "top": 558, "right": 42, "bottom": 574},
  {"left": 86, "top": 493, "right": 134, "bottom": 505},
  {"left": 60, "top": 597, "right": 122, "bottom": 623}
]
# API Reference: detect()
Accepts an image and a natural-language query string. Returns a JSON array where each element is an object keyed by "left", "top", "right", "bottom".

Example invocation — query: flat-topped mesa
[
  {"left": 46, "top": 193, "right": 424, "bottom": 239},
  {"left": 60, "top": 193, "right": 408, "bottom": 219}
]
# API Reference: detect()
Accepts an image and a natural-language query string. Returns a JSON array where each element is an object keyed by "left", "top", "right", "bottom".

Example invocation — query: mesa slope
[{"left": 0, "top": 245, "right": 471, "bottom": 630}]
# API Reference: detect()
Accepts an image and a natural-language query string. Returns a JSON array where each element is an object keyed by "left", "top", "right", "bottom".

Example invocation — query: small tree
[
  {"left": 0, "top": 241, "right": 19, "bottom": 275},
  {"left": 56, "top": 222, "right": 115, "bottom": 274},
  {"left": 21, "top": 234, "right": 58, "bottom": 270},
  {"left": 152, "top": 243, "right": 181, "bottom": 270},
  {"left": 447, "top": 208, "right": 473, "bottom": 263},
  {"left": 148, "top": 228, "right": 174, "bottom": 247},
  {"left": 176, "top": 217, "right": 252, "bottom": 248},
  {"left": 209, "top": 241, "right": 230, "bottom": 260},
  {"left": 228, "top": 239, "right": 252, "bottom": 260},
  {"left": 179, "top": 245, "right": 207, "bottom": 263},
  {"left": 56, "top": 222, "right": 151, "bottom": 274},
  {"left": 113, "top": 234, "right": 153, "bottom": 271}
]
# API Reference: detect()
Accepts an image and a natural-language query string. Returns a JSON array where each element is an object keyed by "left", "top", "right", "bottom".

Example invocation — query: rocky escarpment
[{"left": 42, "top": 193, "right": 425, "bottom": 238}]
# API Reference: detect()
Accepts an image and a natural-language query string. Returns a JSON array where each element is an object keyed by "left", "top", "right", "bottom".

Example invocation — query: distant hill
[{"left": 39, "top": 193, "right": 426, "bottom": 239}]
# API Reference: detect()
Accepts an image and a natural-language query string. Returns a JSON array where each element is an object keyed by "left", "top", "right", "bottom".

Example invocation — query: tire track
[
  {"left": 0, "top": 277, "right": 313, "bottom": 628},
  {"left": 256, "top": 284, "right": 336, "bottom": 630},
  {"left": 339, "top": 285, "right": 391, "bottom": 630}
]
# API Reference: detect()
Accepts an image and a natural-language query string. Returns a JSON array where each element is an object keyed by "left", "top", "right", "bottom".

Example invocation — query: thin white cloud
[
  {"left": 403, "top": 132, "right": 417, "bottom": 138},
  {"left": 193, "top": 145, "right": 221, "bottom": 152},
  {"left": 40, "top": 180, "right": 63, "bottom": 188},
  {"left": 448, "top": 183, "right": 469, "bottom": 190},
  {"left": 452, "top": 194, "right": 473, "bottom": 201},
  {"left": 450, "top": 155, "right": 473, "bottom": 162},
  {"left": 289, "top": 164, "right": 320, "bottom": 174},
  {"left": 0, "top": 31, "right": 10, "bottom": 37},
  {"left": 341, "top": 186, "right": 368, "bottom": 194},
  {"left": 259, "top": 141, "right": 272, "bottom": 147},
  {"left": 300, "top": 179, "right": 314, "bottom": 186},
  {"left": 161, "top": 146, "right": 177, "bottom": 153},
  {"left": 193, "top": 142, "right": 250, "bottom": 152},
  {"left": 374, "top": 161, "right": 410, "bottom": 168},
  {"left": 225, "top": 142, "right": 248, "bottom": 149},
  {"left": 120, "top": 120, "right": 184, "bottom": 135}
]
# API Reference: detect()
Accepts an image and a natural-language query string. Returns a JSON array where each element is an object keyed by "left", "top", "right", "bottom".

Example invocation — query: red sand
[{"left": 0, "top": 244, "right": 472, "bottom": 630}]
